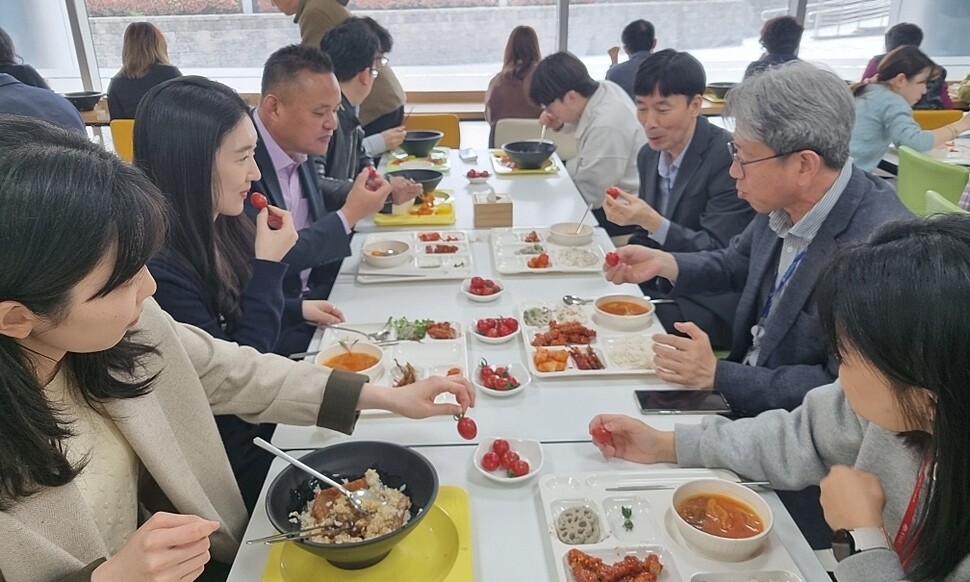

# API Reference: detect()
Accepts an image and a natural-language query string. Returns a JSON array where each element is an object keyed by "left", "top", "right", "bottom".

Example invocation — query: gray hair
[{"left": 724, "top": 60, "right": 854, "bottom": 168}]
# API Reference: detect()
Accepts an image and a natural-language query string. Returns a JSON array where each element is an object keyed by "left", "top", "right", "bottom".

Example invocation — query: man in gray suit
[
  {"left": 603, "top": 50, "right": 754, "bottom": 349},
  {"left": 605, "top": 60, "right": 912, "bottom": 416},
  {"left": 606, "top": 19, "right": 656, "bottom": 100}
]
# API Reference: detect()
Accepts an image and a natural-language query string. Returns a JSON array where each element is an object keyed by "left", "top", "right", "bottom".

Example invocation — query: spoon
[
  {"left": 562, "top": 294, "right": 676, "bottom": 306},
  {"left": 575, "top": 202, "right": 593, "bottom": 234},
  {"left": 538, "top": 124, "right": 547, "bottom": 143},
  {"left": 287, "top": 340, "right": 398, "bottom": 361},
  {"left": 327, "top": 323, "right": 392, "bottom": 342},
  {"left": 253, "top": 438, "right": 384, "bottom": 514}
]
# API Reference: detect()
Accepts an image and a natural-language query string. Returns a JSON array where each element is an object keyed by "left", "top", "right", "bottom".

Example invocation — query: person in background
[
  {"left": 530, "top": 51, "right": 646, "bottom": 237},
  {"left": 849, "top": 46, "right": 970, "bottom": 173},
  {"left": 604, "top": 50, "right": 755, "bottom": 350},
  {"left": 106, "top": 22, "right": 182, "bottom": 120},
  {"left": 485, "top": 25, "right": 543, "bottom": 148},
  {"left": 591, "top": 215, "right": 970, "bottom": 582},
  {"left": 743, "top": 15, "right": 803, "bottom": 79},
  {"left": 862, "top": 22, "right": 952, "bottom": 110},
  {"left": 0, "top": 114, "right": 475, "bottom": 580},
  {"left": 606, "top": 19, "right": 656, "bottom": 99},
  {"left": 0, "top": 75, "right": 84, "bottom": 132},
  {"left": 357, "top": 16, "right": 406, "bottom": 160},
  {"left": 0, "top": 26, "right": 48, "bottom": 88}
]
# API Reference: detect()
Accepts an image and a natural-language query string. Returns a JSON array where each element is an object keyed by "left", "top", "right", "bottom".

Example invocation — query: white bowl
[
  {"left": 671, "top": 478, "right": 774, "bottom": 562},
  {"left": 593, "top": 294, "right": 655, "bottom": 331},
  {"left": 471, "top": 318, "right": 519, "bottom": 344},
  {"left": 473, "top": 438, "right": 543, "bottom": 484},
  {"left": 473, "top": 362, "right": 530, "bottom": 397},
  {"left": 314, "top": 342, "right": 385, "bottom": 382},
  {"left": 361, "top": 240, "right": 411, "bottom": 268},
  {"left": 461, "top": 277, "right": 504, "bottom": 302},
  {"left": 466, "top": 176, "right": 489, "bottom": 185},
  {"left": 548, "top": 222, "right": 594, "bottom": 246}
]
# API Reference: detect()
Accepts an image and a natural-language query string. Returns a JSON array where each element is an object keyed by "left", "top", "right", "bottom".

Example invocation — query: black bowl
[
  {"left": 63, "top": 91, "right": 103, "bottom": 112},
  {"left": 401, "top": 130, "right": 443, "bottom": 157},
  {"left": 265, "top": 441, "right": 439, "bottom": 569},
  {"left": 501, "top": 140, "right": 557, "bottom": 170},
  {"left": 706, "top": 82, "right": 737, "bottom": 100},
  {"left": 385, "top": 168, "right": 444, "bottom": 195}
]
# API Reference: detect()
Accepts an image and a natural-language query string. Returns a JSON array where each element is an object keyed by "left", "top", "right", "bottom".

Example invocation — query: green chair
[
  {"left": 896, "top": 146, "right": 969, "bottom": 215},
  {"left": 925, "top": 189, "right": 969, "bottom": 215}
]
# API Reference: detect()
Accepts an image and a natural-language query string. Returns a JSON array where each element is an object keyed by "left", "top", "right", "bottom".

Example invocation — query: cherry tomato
[
  {"left": 605, "top": 251, "right": 620, "bottom": 267},
  {"left": 250, "top": 192, "right": 268, "bottom": 210},
  {"left": 481, "top": 451, "right": 501, "bottom": 472},
  {"left": 606, "top": 186, "right": 620, "bottom": 199},
  {"left": 501, "top": 451, "right": 520, "bottom": 470},
  {"left": 491, "top": 438, "right": 510, "bottom": 456},
  {"left": 368, "top": 166, "right": 378, "bottom": 178},
  {"left": 456, "top": 414, "right": 477, "bottom": 440},
  {"left": 466, "top": 169, "right": 478, "bottom": 178},
  {"left": 508, "top": 459, "right": 530, "bottom": 478},
  {"left": 591, "top": 425, "right": 613, "bottom": 445}
]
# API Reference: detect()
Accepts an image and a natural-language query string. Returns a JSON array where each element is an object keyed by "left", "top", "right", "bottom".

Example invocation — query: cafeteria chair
[
  {"left": 494, "top": 118, "right": 578, "bottom": 161},
  {"left": 896, "top": 145, "right": 969, "bottom": 215},
  {"left": 912, "top": 109, "right": 963, "bottom": 130},
  {"left": 404, "top": 113, "right": 460, "bottom": 148},
  {"left": 109, "top": 119, "right": 135, "bottom": 163},
  {"left": 925, "top": 189, "right": 969, "bottom": 214}
]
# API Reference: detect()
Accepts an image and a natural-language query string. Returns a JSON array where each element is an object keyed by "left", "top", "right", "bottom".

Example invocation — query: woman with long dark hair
[
  {"left": 0, "top": 26, "right": 48, "bottom": 88},
  {"left": 0, "top": 114, "right": 474, "bottom": 579},
  {"left": 849, "top": 45, "right": 970, "bottom": 171},
  {"left": 485, "top": 25, "right": 543, "bottom": 147},
  {"left": 106, "top": 22, "right": 182, "bottom": 119},
  {"left": 590, "top": 214, "right": 970, "bottom": 580}
]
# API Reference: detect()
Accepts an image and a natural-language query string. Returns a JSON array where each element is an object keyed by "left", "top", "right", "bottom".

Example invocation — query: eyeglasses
[
  {"left": 370, "top": 67, "right": 380, "bottom": 79},
  {"left": 727, "top": 141, "right": 793, "bottom": 178},
  {"left": 376, "top": 56, "right": 389, "bottom": 68}
]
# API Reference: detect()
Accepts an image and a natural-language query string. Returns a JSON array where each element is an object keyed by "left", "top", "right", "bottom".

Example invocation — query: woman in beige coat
[{"left": 0, "top": 115, "right": 474, "bottom": 581}]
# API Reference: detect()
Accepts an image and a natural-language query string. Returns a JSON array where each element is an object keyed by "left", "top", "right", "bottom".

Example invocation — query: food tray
[
  {"left": 373, "top": 190, "right": 456, "bottom": 227},
  {"left": 261, "top": 485, "right": 472, "bottom": 581},
  {"left": 539, "top": 469, "right": 806, "bottom": 582},
  {"left": 488, "top": 149, "right": 560, "bottom": 175},
  {"left": 491, "top": 227, "right": 607, "bottom": 274},
  {"left": 385, "top": 146, "right": 452, "bottom": 172},
  {"left": 516, "top": 300, "right": 664, "bottom": 378},
  {"left": 356, "top": 231, "right": 473, "bottom": 283}
]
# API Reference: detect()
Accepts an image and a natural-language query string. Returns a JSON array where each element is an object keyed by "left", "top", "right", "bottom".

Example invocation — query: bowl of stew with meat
[{"left": 671, "top": 478, "right": 773, "bottom": 562}]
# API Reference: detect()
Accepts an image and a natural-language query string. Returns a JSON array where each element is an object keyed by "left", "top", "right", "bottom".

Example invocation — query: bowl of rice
[{"left": 264, "top": 440, "right": 439, "bottom": 569}]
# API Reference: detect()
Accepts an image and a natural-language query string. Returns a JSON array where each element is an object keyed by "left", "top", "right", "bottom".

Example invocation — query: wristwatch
[{"left": 832, "top": 527, "right": 891, "bottom": 562}]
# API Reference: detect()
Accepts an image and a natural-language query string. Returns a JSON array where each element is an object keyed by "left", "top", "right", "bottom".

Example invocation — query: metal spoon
[
  {"left": 326, "top": 324, "right": 392, "bottom": 342},
  {"left": 287, "top": 340, "right": 399, "bottom": 361},
  {"left": 562, "top": 294, "right": 676, "bottom": 306},
  {"left": 538, "top": 124, "right": 547, "bottom": 143},
  {"left": 253, "top": 438, "right": 384, "bottom": 514},
  {"left": 575, "top": 202, "right": 593, "bottom": 234}
]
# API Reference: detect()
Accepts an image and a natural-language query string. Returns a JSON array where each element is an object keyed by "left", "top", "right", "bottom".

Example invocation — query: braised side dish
[
  {"left": 566, "top": 549, "right": 663, "bottom": 582},
  {"left": 676, "top": 493, "right": 765, "bottom": 539}
]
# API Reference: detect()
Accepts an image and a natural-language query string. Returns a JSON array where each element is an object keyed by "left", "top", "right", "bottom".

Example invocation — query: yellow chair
[
  {"left": 912, "top": 109, "right": 963, "bottom": 130},
  {"left": 494, "top": 117, "right": 578, "bottom": 161},
  {"left": 109, "top": 119, "right": 135, "bottom": 163},
  {"left": 404, "top": 113, "right": 460, "bottom": 149},
  {"left": 896, "top": 146, "right": 969, "bottom": 215},
  {"left": 925, "top": 189, "right": 969, "bottom": 214}
]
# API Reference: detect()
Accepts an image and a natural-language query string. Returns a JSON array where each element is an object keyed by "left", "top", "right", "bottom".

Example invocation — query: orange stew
[
  {"left": 676, "top": 494, "right": 764, "bottom": 539},
  {"left": 598, "top": 300, "right": 650, "bottom": 316},
  {"left": 323, "top": 352, "right": 379, "bottom": 372}
]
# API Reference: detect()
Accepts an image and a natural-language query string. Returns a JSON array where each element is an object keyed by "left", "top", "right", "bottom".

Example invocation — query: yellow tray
[
  {"left": 261, "top": 485, "right": 473, "bottom": 582},
  {"left": 373, "top": 191, "right": 456, "bottom": 226},
  {"left": 488, "top": 149, "right": 560, "bottom": 175},
  {"left": 386, "top": 147, "right": 452, "bottom": 172},
  {"left": 703, "top": 93, "right": 725, "bottom": 103}
]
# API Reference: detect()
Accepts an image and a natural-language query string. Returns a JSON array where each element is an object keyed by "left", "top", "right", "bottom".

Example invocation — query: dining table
[
  {"left": 225, "top": 147, "right": 830, "bottom": 581},
  {"left": 879, "top": 134, "right": 970, "bottom": 175}
]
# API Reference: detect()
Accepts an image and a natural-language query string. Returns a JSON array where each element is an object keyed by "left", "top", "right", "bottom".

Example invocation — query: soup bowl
[
  {"left": 385, "top": 168, "right": 444, "bottom": 195},
  {"left": 671, "top": 478, "right": 773, "bottom": 562},
  {"left": 705, "top": 82, "right": 737, "bottom": 100},
  {"left": 501, "top": 140, "right": 557, "bottom": 169},
  {"left": 63, "top": 91, "right": 103, "bottom": 111},
  {"left": 361, "top": 240, "right": 411, "bottom": 269},
  {"left": 593, "top": 294, "right": 654, "bottom": 331},
  {"left": 401, "top": 130, "right": 443, "bottom": 157},
  {"left": 315, "top": 341, "right": 384, "bottom": 382},
  {"left": 265, "top": 441, "right": 439, "bottom": 569},
  {"left": 548, "top": 222, "right": 594, "bottom": 246}
]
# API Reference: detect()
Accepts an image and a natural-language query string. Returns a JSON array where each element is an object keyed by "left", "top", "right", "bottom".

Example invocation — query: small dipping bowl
[{"left": 362, "top": 240, "right": 411, "bottom": 268}]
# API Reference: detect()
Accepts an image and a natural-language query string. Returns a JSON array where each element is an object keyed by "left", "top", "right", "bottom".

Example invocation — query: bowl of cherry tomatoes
[
  {"left": 472, "top": 316, "right": 519, "bottom": 344},
  {"left": 473, "top": 360, "right": 529, "bottom": 397},
  {"left": 474, "top": 437, "right": 543, "bottom": 484},
  {"left": 465, "top": 169, "right": 491, "bottom": 184},
  {"left": 461, "top": 276, "right": 504, "bottom": 302}
]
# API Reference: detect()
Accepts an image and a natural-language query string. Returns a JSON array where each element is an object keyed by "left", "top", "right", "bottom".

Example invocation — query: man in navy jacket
[{"left": 0, "top": 73, "right": 84, "bottom": 133}]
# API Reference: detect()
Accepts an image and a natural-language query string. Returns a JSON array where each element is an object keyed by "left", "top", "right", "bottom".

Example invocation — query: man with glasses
[
  {"left": 604, "top": 60, "right": 911, "bottom": 417},
  {"left": 603, "top": 50, "right": 755, "bottom": 350},
  {"left": 318, "top": 18, "right": 422, "bottom": 205}
]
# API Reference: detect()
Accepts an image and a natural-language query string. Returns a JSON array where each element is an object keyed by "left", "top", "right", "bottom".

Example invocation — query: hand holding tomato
[
  {"left": 603, "top": 246, "right": 678, "bottom": 286},
  {"left": 602, "top": 187, "right": 663, "bottom": 231},
  {"left": 253, "top": 205, "right": 297, "bottom": 262},
  {"left": 363, "top": 374, "right": 475, "bottom": 419},
  {"left": 250, "top": 192, "right": 284, "bottom": 230},
  {"left": 588, "top": 414, "right": 677, "bottom": 464}
]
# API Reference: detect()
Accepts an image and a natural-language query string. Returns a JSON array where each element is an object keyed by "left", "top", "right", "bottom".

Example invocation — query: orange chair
[
  {"left": 109, "top": 119, "right": 135, "bottom": 162},
  {"left": 912, "top": 109, "right": 963, "bottom": 130},
  {"left": 404, "top": 113, "right": 460, "bottom": 148}
]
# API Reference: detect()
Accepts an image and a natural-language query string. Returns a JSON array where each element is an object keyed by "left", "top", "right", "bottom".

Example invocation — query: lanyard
[
  {"left": 894, "top": 455, "right": 931, "bottom": 570},
  {"left": 760, "top": 250, "right": 807, "bottom": 320}
]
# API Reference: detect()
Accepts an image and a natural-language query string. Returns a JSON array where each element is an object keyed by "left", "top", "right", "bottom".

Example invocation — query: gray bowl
[
  {"left": 501, "top": 140, "right": 557, "bottom": 170},
  {"left": 63, "top": 91, "right": 103, "bottom": 112},
  {"left": 385, "top": 168, "right": 444, "bottom": 195},
  {"left": 401, "top": 130, "right": 443, "bottom": 157},
  {"left": 706, "top": 82, "right": 737, "bottom": 99}
]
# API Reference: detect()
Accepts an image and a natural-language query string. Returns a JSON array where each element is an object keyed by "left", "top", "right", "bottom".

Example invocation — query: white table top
[{"left": 881, "top": 135, "right": 970, "bottom": 173}]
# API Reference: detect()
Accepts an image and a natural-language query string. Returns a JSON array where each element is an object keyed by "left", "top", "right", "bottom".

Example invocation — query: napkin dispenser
[{"left": 473, "top": 190, "right": 512, "bottom": 228}]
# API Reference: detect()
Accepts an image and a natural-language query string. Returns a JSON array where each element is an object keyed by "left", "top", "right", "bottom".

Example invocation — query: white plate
[
  {"left": 490, "top": 227, "right": 607, "bottom": 275},
  {"left": 461, "top": 277, "right": 504, "bottom": 302},
  {"left": 356, "top": 231, "right": 473, "bottom": 283},
  {"left": 470, "top": 317, "right": 520, "bottom": 344},
  {"left": 473, "top": 437, "right": 543, "bottom": 484},
  {"left": 472, "top": 362, "right": 530, "bottom": 397}
]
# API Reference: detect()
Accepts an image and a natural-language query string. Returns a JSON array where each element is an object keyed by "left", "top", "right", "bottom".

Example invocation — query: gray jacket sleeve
[{"left": 835, "top": 548, "right": 906, "bottom": 582}]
